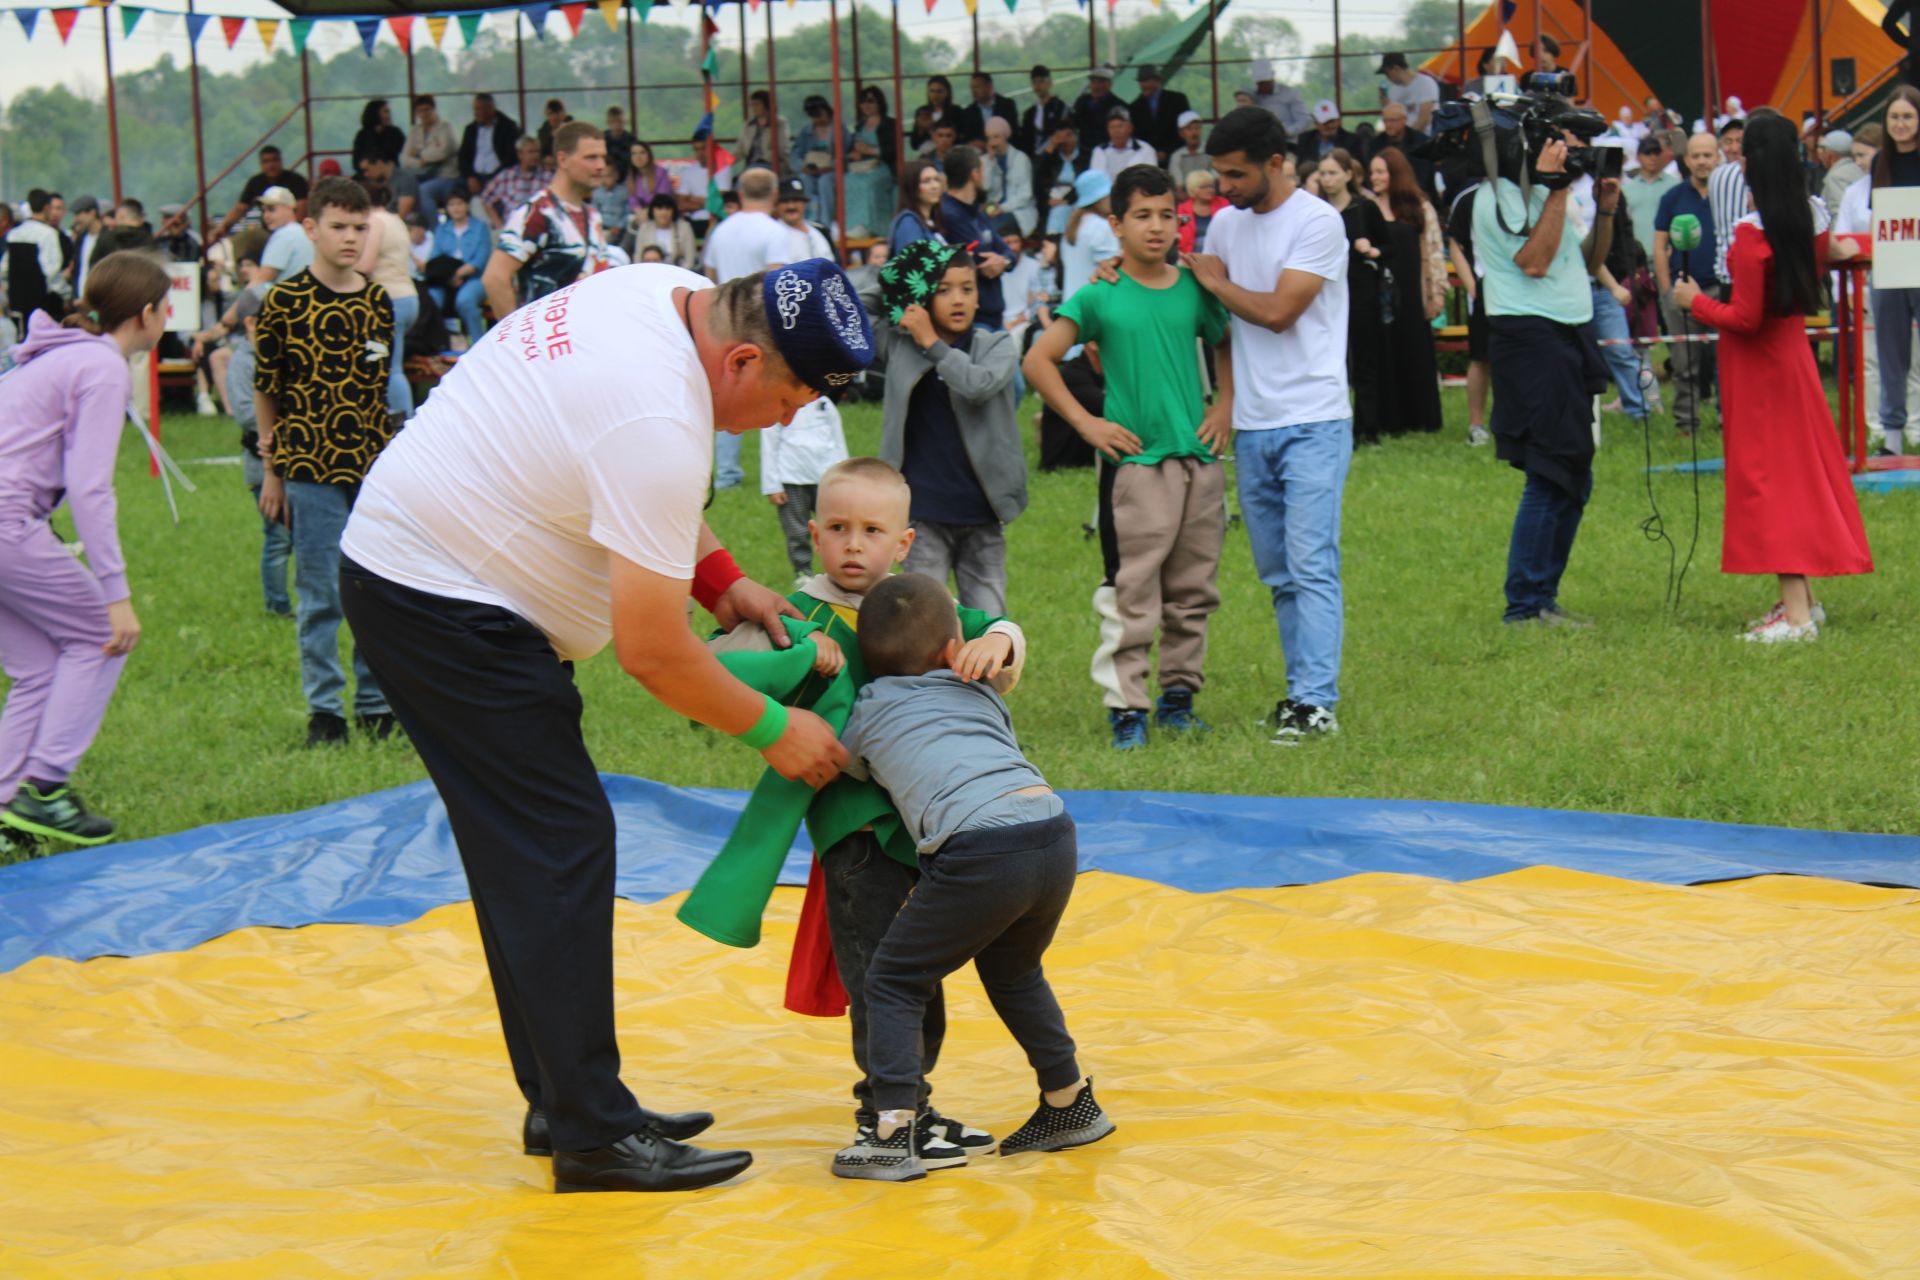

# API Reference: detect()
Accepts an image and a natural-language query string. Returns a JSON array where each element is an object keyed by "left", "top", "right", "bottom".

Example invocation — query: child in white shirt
[{"left": 762, "top": 398, "right": 850, "bottom": 583}]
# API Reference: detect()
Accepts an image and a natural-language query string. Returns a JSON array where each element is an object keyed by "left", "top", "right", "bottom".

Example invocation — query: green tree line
[{"left": 1, "top": 1, "right": 1456, "bottom": 217}]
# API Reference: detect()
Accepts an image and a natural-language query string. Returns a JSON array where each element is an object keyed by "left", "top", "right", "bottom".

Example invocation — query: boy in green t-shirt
[
  {"left": 707, "top": 456, "right": 1027, "bottom": 1176},
  {"left": 1023, "top": 163, "right": 1233, "bottom": 750}
]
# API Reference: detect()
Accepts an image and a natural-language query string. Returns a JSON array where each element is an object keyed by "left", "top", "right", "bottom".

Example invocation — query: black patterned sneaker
[
  {"left": 1153, "top": 687, "right": 1211, "bottom": 734},
  {"left": 921, "top": 1107, "right": 997, "bottom": 1160},
  {"left": 1271, "top": 701, "right": 1338, "bottom": 746},
  {"left": 831, "top": 1120, "right": 927, "bottom": 1182},
  {"left": 2, "top": 823, "right": 41, "bottom": 860},
  {"left": 999, "top": 1080, "right": 1115, "bottom": 1156},
  {"left": 2, "top": 781, "right": 115, "bottom": 845}
]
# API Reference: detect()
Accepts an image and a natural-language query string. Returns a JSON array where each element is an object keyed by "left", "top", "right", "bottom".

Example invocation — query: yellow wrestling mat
[{"left": 3, "top": 868, "right": 1918, "bottom": 1278}]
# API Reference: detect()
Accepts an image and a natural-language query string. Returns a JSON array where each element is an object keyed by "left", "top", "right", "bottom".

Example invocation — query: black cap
[
  {"left": 778, "top": 177, "right": 808, "bottom": 203},
  {"left": 1376, "top": 51, "right": 1410, "bottom": 73}
]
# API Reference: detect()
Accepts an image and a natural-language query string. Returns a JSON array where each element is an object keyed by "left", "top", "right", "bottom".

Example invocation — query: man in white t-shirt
[
  {"left": 1377, "top": 52, "right": 1441, "bottom": 133},
  {"left": 338, "top": 258, "right": 874, "bottom": 1195},
  {"left": 1193, "top": 106, "right": 1351, "bottom": 744},
  {"left": 701, "top": 167, "right": 794, "bottom": 488}
]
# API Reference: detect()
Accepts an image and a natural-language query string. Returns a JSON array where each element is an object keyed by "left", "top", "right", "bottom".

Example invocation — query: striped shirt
[{"left": 1708, "top": 162, "right": 1747, "bottom": 282}]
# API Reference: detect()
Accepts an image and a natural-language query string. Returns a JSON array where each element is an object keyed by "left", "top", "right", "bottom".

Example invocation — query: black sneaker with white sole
[
  {"left": 998, "top": 1080, "right": 1116, "bottom": 1156},
  {"left": 1271, "top": 701, "right": 1338, "bottom": 746},
  {"left": 921, "top": 1108, "right": 997, "bottom": 1159},
  {"left": 832, "top": 1120, "right": 927, "bottom": 1181}
]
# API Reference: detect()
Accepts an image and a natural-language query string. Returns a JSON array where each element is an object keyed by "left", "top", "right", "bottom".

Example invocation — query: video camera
[{"left": 1427, "top": 90, "right": 1616, "bottom": 190}]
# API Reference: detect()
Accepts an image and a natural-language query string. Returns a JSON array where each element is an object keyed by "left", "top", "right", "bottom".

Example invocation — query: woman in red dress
[{"left": 1674, "top": 113, "right": 1873, "bottom": 642}]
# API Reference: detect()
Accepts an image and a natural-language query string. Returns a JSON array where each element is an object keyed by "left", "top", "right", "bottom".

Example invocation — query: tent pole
[
  {"left": 971, "top": 7, "right": 980, "bottom": 74},
  {"left": 1086, "top": 0, "right": 1096, "bottom": 72},
  {"left": 515, "top": 16, "right": 526, "bottom": 139},
  {"left": 188, "top": 0, "right": 209, "bottom": 245},
  {"left": 851, "top": 1, "right": 863, "bottom": 97},
  {"left": 765, "top": 0, "right": 779, "bottom": 179},
  {"left": 832, "top": 0, "right": 848, "bottom": 261},
  {"left": 739, "top": 3, "right": 750, "bottom": 121},
  {"left": 1812, "top": 0, "right": 1827, "bottom": 124},
  {"left": 891, "top": 1, "right": 905, "bottom": 173},
  {"left": 1332, "top": 0, "right": 1343, "bottom": 122},
  {"left": 1701, "top": 0, "right": 1714, "bottom": 125},
  {"left": 405, "top": 24, "right": 416, "bottom": 115},
  {"left": 301, "top": 45, "right": 315, "bottom": 175},
  {"left": 626, "top": 1, "right": 639, "bottom": 127},
  {"left": 102, "top": 7, "right": 122, "bottom": 205},
  {"left": 1457, "top": 0, "right": 1466, "bottom": 91},
  {"left": 1582, "top": 0, "right": 1592, "bottom": 103},
  {"left": 1207, "top": 0, "right": 1219, "bottom": 119}
]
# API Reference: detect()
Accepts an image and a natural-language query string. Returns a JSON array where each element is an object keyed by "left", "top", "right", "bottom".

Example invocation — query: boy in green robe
[{"left": 707, "top": 456, "right": 1027, "bottom": 1174}]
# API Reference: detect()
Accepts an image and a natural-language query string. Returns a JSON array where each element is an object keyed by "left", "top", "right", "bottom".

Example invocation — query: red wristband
[{"left": 691, "top": 548, "right": 746, "bottom": 613}]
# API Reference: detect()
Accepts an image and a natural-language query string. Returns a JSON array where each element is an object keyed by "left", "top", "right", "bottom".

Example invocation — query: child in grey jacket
[
  {"left": 830, "top": 572, "right": 1114, "bottom": 1183},
  {"left": 877, "top": 239, "right": 1026, "bottom": 616}
]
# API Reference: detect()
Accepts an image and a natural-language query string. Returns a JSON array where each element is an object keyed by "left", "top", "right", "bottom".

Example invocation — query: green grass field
[{"left": 5, "top": 382, "right": 1916, "bottom": 867}]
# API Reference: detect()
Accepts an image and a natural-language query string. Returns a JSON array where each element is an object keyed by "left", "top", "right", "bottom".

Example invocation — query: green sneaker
[{"left": 1, "top": 782, "right": 116, "bottom": 846}]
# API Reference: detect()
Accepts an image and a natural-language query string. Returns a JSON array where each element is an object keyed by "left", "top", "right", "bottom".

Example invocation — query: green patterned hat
[{"left": 877, "top": 238, "right": 972, "bottom": 326}]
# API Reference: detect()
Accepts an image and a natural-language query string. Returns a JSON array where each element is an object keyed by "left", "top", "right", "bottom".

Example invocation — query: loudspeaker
[{"left": 1832, "top": 58, "right": 1857, "bottom": 99}]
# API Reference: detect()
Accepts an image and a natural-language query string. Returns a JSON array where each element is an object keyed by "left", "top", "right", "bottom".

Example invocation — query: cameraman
[{"left": 1475, "top": 132, "right": 1618, "bottom": 626}]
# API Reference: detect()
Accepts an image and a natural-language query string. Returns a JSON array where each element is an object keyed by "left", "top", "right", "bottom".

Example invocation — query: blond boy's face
[{"left": 809, "top": 475, "right": 915, "bottom": 594}]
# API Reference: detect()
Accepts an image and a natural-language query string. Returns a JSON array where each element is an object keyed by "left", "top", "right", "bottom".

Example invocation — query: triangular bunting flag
[
  {"left": 354, "top": 16, "right": 381, "bottom": 54},
  {"left": 147, "top": 8, "right": 177, "bottom": 35},
  {"left": 425, "top": 15, "right": 448, "bottom": 45},
  {"left": 700, "top": 46, "right": 718, "bottom": 76},
  {"left": 925, "top": 0, "right": 936, "bottom": 13},
  {"left": 120, "top": 6, "right": 143, "bottom": 37},
  {"left": 639, "top": 0, "right": 652, "bottom": 25},
  {"left": 14, "top": 8, "right": 37, "bottom": 39},
  {"left": 962, "top": 0, "right": 976, "bottom": 12},
  {"left": 701, "top": 12, "right": 719, "bottom": 37},
  {"left": 706, "top": 85, "right": 719, "bottom": 111},
  {"left": 1106, "top": 0, "right": 1117, "bottom": 9},
  {"left": 184, "top": 11, "right": 210, "bottom": 44},
  {"left": 598, "top": 0, "right": 621, "bottom": 31},
  {"left": 258, "top": 17, "right": 278, "bottom": 48},
  {"left": 458, "top": 13, "right": 484, "bottom": 46},
  {"left": 220, "top": 15, "right": 244, "bottom": 47},
  {"left": 787, "top": 0, "right": 796, "bottom": 8},
  {"left": 747, "top": 0, "right": 762, "bottom": 11},
  {"left": 51, "top": 7, "right": 79, "bottom": 42},
  {"left": 524, "top": 3, "right": 552, "bottom": 38},
  {"left": 387, "top": 15, "right": 413, "bottom": 51},
  {"left": 290, "top": 17, "right": 312, "bottom": 51},
  {"left": 559, "top": 3, "right": 586, "bottom": 35},
  {"left": 1003, "top": 0, "right": 1017, "bottom": 11}
]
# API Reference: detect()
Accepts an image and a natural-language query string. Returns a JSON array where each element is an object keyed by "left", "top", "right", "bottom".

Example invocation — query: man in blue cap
[{"left": 338, "top": 257, "right": 874, "bottom": 1194}]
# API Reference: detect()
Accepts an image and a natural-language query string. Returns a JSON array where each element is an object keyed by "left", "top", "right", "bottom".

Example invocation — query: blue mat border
[{"left": 2, "top": 776, "right": 1915, "bottom": 971}]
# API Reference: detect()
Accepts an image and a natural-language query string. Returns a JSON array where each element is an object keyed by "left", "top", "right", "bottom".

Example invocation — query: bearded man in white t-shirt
[
  {"left": 338, "top": 258, "right": 873, "bottom": 1195},
  {"left": 1191, "top": 106, "right": 1353, "bottom": 744}
]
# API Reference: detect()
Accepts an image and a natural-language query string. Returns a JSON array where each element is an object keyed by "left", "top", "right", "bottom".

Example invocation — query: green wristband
[{"left": 734, "top": 695, "right": 788, "bottom": 751}]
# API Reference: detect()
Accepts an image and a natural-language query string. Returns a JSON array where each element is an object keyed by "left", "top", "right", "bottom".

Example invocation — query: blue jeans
[
  {"left": 1582, "top": 279, "right": 1646, "bottom": 420},
  {"left": 1504, "top": 469, "right": 1593, "bottom": 622},
  {"left": 242, "top": 452, "right": 293, "bottom": 615},
  {"left": 1873, "top": 286, "right": 1920, "bottom": 431},
  {"left": 1234, "top": 420, "right": 1352, "bottom": 708},
  {"left": 799, "top": 170, "right": 835, "bottom": 229},
  {"left": 286, "top": 479, "right": 386, "bottom": 718},
  {"left": 415, "top": 175, "right": 462, "bottom": 228},
  {"left": 433, "top": 277, "right": 489, "bottom": 342},
  {"left": 387, "top": 293, "right": 418, "bottom": 417},
  {"left": 714, "top": 431, "right": 744, "bottom": 489}
]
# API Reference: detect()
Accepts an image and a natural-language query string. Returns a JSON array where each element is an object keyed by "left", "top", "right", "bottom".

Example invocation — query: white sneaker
[
  {"left": 195, "top": 392, "right": 218, "bottom": 417},
  {"left": 1747, "top": 600, "right": 1827, "bottom": 629},
  {"left": 1744, "top": 618, "right": 1819, "bottom": 644},
  {"left": 1467, "top": 424, "right": 1491, "bottom": 447}
]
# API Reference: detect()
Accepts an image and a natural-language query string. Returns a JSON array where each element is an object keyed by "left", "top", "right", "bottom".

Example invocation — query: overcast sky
[{"left": 0, "top": 0, "right": 1419, "bottom": 107}]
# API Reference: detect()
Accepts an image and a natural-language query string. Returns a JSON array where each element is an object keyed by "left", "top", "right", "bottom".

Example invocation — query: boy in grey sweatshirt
[{"left": 831, "top": 572, "right": 1115, "bottom": 1182}]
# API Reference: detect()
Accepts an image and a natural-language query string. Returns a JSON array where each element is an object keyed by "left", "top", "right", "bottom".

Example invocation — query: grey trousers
[
  {"left": 1660, "top": 285, "right": 1722, "bottom": 434},
  {"left": 775, "top": 483, "right": 817, "bottom": 575},
  {"left": 902, "top": 518, "right": 1007, "bottom": 615}
]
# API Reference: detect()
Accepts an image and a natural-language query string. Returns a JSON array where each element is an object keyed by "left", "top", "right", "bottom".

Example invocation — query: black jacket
[
  {"left": 460, "top": 113, "right": 521, "bottom": 186},
  {"left": 1129, "top": 88, "right": 1192, "bottom": 160},
  {"left": 956, "top": 96, "right": 1020, "bottom": 146},
  {"left": 353, "top": 124, "right": 406, "bottom": 174},
  {"left": 1018, "top": 96, "right": 1071, "bottom": 157},
  {"left": 1295, "top": 128, "right": 1363, "bottom": 170}
]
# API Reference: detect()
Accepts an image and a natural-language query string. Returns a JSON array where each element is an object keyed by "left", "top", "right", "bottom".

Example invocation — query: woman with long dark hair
[
  {"left": 888, "top": 158, "right": 948, "bottom": 254},
  {"left": 1675, "top": 112, "right": 1873, "bottom": 642},
  {"left": 0, "top": 252, "right": 170, "bottom": 851},
  {"left": 1365, "top": 148, "right": 1443, "bottom": 435},
  {"left": 353, "top": 100, "right": 406, "bottom": 174},
  {"left": 1315, "top": 150, "right": 1392, "bottom": 443}
]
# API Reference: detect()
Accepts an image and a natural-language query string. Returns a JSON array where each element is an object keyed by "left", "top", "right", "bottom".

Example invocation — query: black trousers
[
  {"left": 819, "top": 830, "right": 944, "bottom": 1127},
  {"left": 864, "top": 812, "right": 1083, "bottom": 1115},
  {"left": 340, "top": 557, "right": 647, "bottom": 1152}
]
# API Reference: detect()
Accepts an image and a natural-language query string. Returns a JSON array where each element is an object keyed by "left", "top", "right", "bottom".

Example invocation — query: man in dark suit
[
  {"left": 957, "top": 71, "right": 1021, "bottom": 147},
  {"left": 1019, "top": 65, "right": 1072, "bottom": 158},
  {"left": 1127, "top": 64, "right": 1191, "bottom": 164},
  {"left": 1293, "top": 99, "right": 1362, "bottom": 171},
  {"left": 1073, "top": 65, "right": 1127, "bottom": 157},
  {"left": 460, "top": 92, "right": 522, "bottom": 196}
]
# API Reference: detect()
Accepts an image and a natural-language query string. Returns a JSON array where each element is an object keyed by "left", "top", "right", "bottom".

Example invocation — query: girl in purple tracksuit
[{"left": 0, "top": 252, "right": 170, "bottom": 851}]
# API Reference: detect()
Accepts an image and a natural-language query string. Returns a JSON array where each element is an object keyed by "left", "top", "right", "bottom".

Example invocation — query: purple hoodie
[{"left": 0, "top": 311, "right": 132, "bottom": 601}]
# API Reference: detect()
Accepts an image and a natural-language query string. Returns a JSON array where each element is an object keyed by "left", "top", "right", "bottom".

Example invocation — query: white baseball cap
[
  {"left": 1177, "top": 109, "right": 1201, "bottom": 128},
  {"left": 257, "top": 186, "right": 297, "bottom": 208},
  {"left": 1312, "top": 99, "right": 1340, "bottom": 124},
  {"left": 1250, "top": 57, "right": 1275, "bottom": 81}
]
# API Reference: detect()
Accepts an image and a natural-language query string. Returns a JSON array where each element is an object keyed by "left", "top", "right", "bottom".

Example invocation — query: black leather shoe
[
  {"left": 553, "top": 1131, "right": 752, "bottom": 1193},
  {"left": 523, "top": 1104, "right": 715, "bottom": 1155}
]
